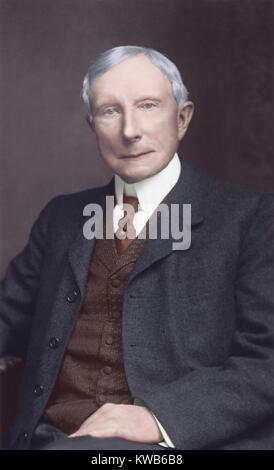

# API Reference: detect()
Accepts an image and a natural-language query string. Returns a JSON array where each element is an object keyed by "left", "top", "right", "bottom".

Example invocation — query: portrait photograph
[{"left": 0, "top": 0, "right": 274, "bottom": 455}]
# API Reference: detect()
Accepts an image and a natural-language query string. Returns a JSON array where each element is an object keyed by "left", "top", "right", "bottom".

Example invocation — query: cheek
[
  {"left": 149, "top": 112, "right": 178, "bottom": 135},
  {"left": 152, "top": 120, "right": 178, "bottom": 149},
  {"left": 96, "top": 128, "right": 118, "bottom": 151}
]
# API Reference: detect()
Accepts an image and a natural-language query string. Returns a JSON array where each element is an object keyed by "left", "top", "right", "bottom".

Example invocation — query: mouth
[{"left": 122, "top": 151, "right": 154, "bottom": 159}]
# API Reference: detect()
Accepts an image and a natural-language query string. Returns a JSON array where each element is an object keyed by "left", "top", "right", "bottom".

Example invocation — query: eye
[
  {"left": 103, "top": 107, "right": 119, "bottom": 116},
  {"left": 140, "top": 102, "right": 157, "bottom": 110}
]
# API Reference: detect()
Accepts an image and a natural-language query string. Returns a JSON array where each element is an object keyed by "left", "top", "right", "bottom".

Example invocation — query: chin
[
  {"left": 119, "top": 174, "right": 142, "bottom": 184},
  {"left": 120, "top": 167, "right": 159, "bottom": 183}
]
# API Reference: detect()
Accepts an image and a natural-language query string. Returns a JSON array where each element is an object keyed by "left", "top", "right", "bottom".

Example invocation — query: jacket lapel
[
  {"left": 127, "top": 158, "right": 207, "bottom": 285},
  {"left": 68, "top": 178, "right": 115, "bottom": 296}
]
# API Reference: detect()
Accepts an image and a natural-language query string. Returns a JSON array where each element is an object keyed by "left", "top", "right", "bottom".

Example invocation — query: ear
[
  {"left": 85, "top": 115, "right": 95, "bottom": 132},
  {"left": 177, "top": 101, "right": 194, "bottom": 141}
]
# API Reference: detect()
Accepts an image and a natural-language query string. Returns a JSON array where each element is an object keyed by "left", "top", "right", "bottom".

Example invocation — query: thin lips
[{"left": 123, "top": 151, "right": 153, "bottom": 158}]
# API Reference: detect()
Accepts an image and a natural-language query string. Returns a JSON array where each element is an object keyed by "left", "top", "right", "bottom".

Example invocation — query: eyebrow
[
  {"left": 94, "top": 95, "right": 163, "bottom": 111},
  {"left": 133, "top": 96, "right": 162, "bottom": 104}
]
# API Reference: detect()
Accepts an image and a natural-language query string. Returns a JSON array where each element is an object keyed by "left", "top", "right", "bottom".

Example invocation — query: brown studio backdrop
[{"left": 0, "top": 0, "right": 273, "bottom": 279}]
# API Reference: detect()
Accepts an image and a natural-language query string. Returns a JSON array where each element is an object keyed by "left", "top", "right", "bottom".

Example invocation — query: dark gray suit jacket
[{"left": 1, "top": 159, "right": 274, "bottom": 449}]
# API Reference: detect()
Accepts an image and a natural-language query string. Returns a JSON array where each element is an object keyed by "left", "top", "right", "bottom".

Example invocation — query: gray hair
[{"left": 82, "top": 45, "right": 189, "bottom": 117}]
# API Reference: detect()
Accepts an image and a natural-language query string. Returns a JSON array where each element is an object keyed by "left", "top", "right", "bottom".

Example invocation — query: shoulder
[
  {"left": 44, "top": 182, "right": 110, "bottom": 210},
  {"left": 185, "top": 159, "right": 274, "bottom": 216},
  {"left": 35, "top": 181, "right": 112, "bottom": 229}
]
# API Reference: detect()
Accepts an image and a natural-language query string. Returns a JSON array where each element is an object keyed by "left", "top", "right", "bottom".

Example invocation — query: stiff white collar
[
  {"left": 114, "top": 152, "right": 181, "bottom": 212},
  {"left": 113, "top": 152, "right": 181, "bottom": 236}
]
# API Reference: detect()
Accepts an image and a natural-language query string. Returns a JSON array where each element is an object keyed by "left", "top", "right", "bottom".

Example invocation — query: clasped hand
[{"left": 68, "top": 402, "right": 163, "bottom": 444}]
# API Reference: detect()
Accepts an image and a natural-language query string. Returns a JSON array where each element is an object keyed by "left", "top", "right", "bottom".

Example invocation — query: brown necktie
[{"left": 114, "top": 195, "right": 139, "bottom": 256}]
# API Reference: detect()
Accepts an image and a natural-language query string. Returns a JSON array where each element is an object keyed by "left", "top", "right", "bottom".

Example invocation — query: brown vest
[{"left": 44, "top": 205, "right": 147, "bottom": 434}]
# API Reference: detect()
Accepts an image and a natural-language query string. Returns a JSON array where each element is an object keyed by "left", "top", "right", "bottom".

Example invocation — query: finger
[{"left": 68, "top": 430, "right": 86, "bottom": 438}]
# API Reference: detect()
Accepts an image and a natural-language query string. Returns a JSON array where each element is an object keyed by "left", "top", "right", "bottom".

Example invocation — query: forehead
[{"left": 90, "top": 54, "right": 173, "bottom": 105}]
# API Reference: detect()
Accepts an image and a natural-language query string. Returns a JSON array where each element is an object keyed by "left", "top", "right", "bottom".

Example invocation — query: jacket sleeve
[
  {"left": 0, "top": 197, "right": 57, "bottom": 358},
  {"left": 133, "top": 397, "right": 175, "bottom": 448},
  {"left": 151, "top": 413, "right": 176, "bottom": 448},
  {"left": 137, "top": 193, "right": 274, "bottom": 449}
]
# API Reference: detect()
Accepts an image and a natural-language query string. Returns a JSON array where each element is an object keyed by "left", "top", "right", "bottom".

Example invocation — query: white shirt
[{"left": 113, "top": 152, "right": 181, "bottom": 449}]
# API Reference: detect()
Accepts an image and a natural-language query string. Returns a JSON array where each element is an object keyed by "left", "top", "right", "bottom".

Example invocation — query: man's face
[{"left": 89, "top": 54, "right": 193, "bottom": 183}]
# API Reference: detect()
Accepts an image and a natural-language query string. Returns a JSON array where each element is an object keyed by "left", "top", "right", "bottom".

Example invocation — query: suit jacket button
[
  {"left": 103, "top": 366, "right": 112, "bottom": 374},
  {"left": 22, "top": 432, "right": 29, "bottom": 441},
  {"left": 33, "top": 384, "right": 44, "bottom": 397},
  {"left": 66, "top": 289, "right": 79, "bottom": 302},
  {"left": 49, "top": 337, "right": 60, "bottom": 349}
]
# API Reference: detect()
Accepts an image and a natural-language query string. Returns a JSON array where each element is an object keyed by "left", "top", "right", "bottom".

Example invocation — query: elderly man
[{"left": 1, "top": 45, "right": 274, "bottom": 450}]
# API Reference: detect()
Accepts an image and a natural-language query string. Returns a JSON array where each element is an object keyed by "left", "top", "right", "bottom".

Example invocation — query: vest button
[
  {"left": 49, "top": 337, "right": 60, "bottom": 349},
  {"left": 66, "top": 289, "right": 79, "bottom": 303},
  {"left": 33, "top": 384, "right": 44, "bottom": 397},
  {"left": 22, "top": 432, "right": 29, "bottom": 441},
  {"left": 111, "top": 278, "right": 121, "bottom": 288},
  {"left": 105, "top": 336, "right": 113, "bottom": 345},
  {"left": 103, "top": 366, "right": 112, "bottom": 375},
  {"left": 112, "top": 311, "right": 121, "bottom": 319},
  {"left": 98, "top": 394, "right": 106, "bottom": 403}
]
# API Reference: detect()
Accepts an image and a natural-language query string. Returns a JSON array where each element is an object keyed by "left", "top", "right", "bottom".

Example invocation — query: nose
[{"left": 121, "top": 109, "right": 142, "bottom": 142}]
